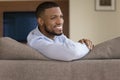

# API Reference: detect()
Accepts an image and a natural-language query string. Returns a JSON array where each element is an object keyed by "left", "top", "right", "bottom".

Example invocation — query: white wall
[{"left": 70, "top": 0, "right": 120, "bottom": 45}]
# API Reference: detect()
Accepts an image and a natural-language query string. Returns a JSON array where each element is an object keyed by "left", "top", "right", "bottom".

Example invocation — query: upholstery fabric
[
  {"left": 71, "top": 59, "right": 120, "bottom": 80},
  {"left": 0, "top": 37, "right": 49, "bottom": 60},
  {"left": 0, "top": 60, "right": 120, "bottom": 80},
  {"left": 0, "top": 60, "right": 71, "bottom": 80},
  {"left": 83, "top": 37, "right": 120, "bottom": 59}
]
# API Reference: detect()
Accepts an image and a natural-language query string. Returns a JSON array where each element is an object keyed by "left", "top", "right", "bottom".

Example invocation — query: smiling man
[{"left": 27, "top": 1, "right": 94, "bottom": 61}]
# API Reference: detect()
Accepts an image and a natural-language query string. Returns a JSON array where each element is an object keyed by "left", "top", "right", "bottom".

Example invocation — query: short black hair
[{"left": 35, "top": 1, "right": 60, "bottom": 18}]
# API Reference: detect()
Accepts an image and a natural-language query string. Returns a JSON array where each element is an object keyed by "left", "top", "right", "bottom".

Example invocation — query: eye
[
  {"left": 50, "top": 16, "right": 56, "bottom": 20},
  {"left": 50, "top": 15, "right": 64, "bottom": 20}
]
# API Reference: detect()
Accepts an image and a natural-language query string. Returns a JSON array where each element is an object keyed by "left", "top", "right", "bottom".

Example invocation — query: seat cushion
[{"left": 0, "top": 37, "right": 49, "bottom": 60}]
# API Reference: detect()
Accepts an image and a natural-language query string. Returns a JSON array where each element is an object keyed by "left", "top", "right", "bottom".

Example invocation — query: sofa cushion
[
  {"left": 72, "top": 59, "right": 120, "bottom": 80},
  {"left": 0, "top": 37, "right": 49, "bottom": 60},
  {"left": 0, "top": 60, "right": 72, "bottom": 80},
  {"left": 83, "top": 37, "right": 120, "bottom": 59}
]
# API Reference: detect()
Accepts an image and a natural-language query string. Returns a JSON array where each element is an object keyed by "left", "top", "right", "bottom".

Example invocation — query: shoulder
[{"left": 27, "top": 27, "right": 44, "bottom": 44}]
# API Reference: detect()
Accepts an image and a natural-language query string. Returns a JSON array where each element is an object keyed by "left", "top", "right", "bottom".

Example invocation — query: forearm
[{"left": 31, "top": 41, "right": 89, "bottom": 61}]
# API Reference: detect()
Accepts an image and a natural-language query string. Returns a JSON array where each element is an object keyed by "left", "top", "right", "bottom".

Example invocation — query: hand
[{"left": 78, "top": 38, "right": 94, "bottom": 50}]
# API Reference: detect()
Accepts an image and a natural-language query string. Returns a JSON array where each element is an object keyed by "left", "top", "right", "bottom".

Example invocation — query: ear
[{"left": 37, "top": 17, "right": 44, "bottom": 26}]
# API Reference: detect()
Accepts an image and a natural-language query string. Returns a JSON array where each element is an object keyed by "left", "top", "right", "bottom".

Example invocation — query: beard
[{"left": 44, "top": 24, "right": 63, "bottom": 36}]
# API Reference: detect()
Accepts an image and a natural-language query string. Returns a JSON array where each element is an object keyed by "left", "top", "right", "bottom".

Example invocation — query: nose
[{"left": 56, "top": 17, "right": 64, "bottom": 25}]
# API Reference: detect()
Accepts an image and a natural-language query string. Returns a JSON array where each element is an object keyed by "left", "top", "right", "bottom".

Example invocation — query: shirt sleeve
[{"left": 27, "top": 36, "right": 89, "bottom": 61}]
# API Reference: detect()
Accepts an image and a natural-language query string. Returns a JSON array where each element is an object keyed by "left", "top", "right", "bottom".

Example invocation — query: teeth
[
  {"left": 56, "top": 26, "right": 62, "bottom": 28},
  {"left": 57, "top": 27, "right": 62, "bottom": 29}
]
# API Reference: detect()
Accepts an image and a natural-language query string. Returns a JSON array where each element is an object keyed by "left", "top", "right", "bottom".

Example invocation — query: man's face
[{"left": 40, "top": 7, "right": 64, "bottom": 36}]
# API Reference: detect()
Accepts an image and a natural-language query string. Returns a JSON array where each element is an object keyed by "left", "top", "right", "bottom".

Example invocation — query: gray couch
[{"left": 1, "top": 37, "right": 120, "bottom": 80}]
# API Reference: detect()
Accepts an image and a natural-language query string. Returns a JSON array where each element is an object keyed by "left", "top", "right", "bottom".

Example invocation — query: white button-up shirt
[{"left": 27, "top": 27, "right": 89, "bottom": 61}]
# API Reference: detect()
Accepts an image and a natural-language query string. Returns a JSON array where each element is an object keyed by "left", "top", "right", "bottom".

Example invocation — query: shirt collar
[{"left": 36, "top": 26, "right": 57, "bottom": 41}]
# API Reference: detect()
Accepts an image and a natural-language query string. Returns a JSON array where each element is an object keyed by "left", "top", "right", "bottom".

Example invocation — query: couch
[{"left": 1, "top": 37, "right": 120, "bottom": 80}]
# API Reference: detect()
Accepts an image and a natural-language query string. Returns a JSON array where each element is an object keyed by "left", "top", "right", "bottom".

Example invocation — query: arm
[{"left": 28, "top": 36, "right": 90, "bottom": 61}]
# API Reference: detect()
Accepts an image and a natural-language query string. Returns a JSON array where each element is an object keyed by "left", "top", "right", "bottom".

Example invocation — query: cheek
[
  {"left": 45, "top": 21, "right": 55, "bottom": 28},
  {"left": 43, "top": 23, "right": 53, "bottom": 31}
]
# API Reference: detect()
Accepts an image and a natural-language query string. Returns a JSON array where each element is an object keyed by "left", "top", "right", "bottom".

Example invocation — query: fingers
[
  {"left": 79, "top": 39, "right": 94, "bottom": 50},
  {"left": 79, "top": 39, "right": 84, "bottom": 44},
  {"left": 85, "top": 39, "right": 94, "bottom": 50}
]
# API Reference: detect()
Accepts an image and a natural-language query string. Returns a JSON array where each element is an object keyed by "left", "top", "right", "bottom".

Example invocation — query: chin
[{"left": 56, "top": 33, "right": 62, "bottom": 36}]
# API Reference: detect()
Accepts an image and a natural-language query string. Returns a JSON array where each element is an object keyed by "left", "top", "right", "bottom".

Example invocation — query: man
[{"left": 27, "top": 1, "right": 94, "bottom": 61}]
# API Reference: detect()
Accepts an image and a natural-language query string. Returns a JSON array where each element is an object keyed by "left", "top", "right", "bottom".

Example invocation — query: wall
[{"left": 70, "top": 0, "right": 120, "bottom": 45}]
